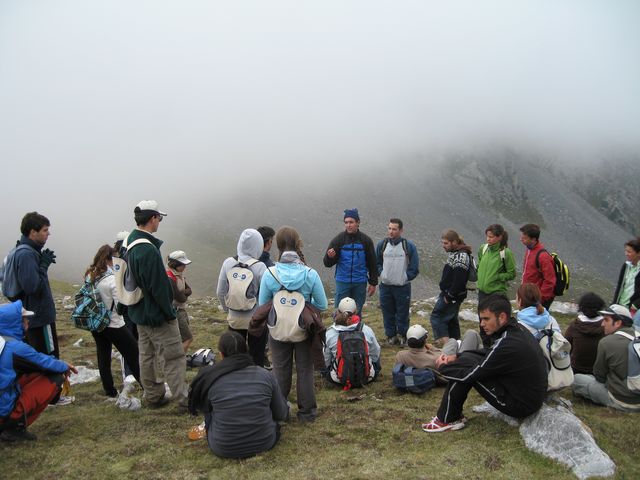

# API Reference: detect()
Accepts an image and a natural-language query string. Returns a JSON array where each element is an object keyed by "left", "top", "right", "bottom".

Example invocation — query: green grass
[{"left": 2, "top": 290, "right": 638, "bottom": 480}]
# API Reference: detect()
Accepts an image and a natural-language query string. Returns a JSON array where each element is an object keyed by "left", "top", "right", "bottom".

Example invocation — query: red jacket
[{"left": 521, "top": 242, "right": 556, "bottom": 303}]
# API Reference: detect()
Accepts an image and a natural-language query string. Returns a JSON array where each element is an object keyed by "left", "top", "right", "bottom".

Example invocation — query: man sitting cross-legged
[{"left": 422, "top": 294, "right": 548, "bottom": 432}]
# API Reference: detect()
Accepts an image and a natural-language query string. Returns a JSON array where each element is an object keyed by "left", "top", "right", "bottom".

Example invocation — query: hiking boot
[
  {"left": 421, "top": 416, "right": 466, "bottom": 433},
  {"left": 0, "top": 427, "right": 37, "bottom": 442}
]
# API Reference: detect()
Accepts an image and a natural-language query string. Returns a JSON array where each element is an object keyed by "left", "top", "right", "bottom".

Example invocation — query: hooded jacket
[
  {"left": 0, "top": 301, "right": 68, "bottom": 417},
  {"left": 10, "top": 236, "right": 56, "bottom": 329},
  {"left": 476, "top": 243, "right": 516, "bottom": 295},
  {"left": 217, "top": 229, "right": 267, "bottom": 329},
  {"left": 258, "top": 252, "right": 328, "bottom": 311},
  {"left": 516, "top": 306, "right": 560, "bottom": 335},
  {"left": 564, "top": 314, "right": 604, "bottom": 375},
  {"left": 126, "top": 229, "right": 176, "bottom": 327}
]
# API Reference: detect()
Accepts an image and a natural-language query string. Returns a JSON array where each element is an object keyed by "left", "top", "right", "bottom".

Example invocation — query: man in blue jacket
[
  {"left": 376, "top": 218, "right": 420, "bottom": 345},
  {"left": 4, "top": 212, "right": 58, "bottom": 358},
  {"left": 0, "top": 301, "right": 76, "bottom": 442},
  {"left": 323, "top": 208, "right": 378, "bottom": 316}
]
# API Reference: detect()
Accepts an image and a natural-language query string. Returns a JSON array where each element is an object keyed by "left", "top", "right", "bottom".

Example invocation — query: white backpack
[
  {"left": 267, "top": 267, "right": 307, "bottom": 343},
  {"left": 113, "top": 238, "right": 152, "bottom": 306},
  {"left": 224, "top": 259, "right": 259, "bottom": 312},
  {"left": 535, "top": 326, "right": 574, "bottom": 391}
]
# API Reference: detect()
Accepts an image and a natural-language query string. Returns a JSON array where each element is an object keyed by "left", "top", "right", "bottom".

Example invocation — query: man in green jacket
[{"left": 127, "top": 200, "right": 187, "bottom": 409}]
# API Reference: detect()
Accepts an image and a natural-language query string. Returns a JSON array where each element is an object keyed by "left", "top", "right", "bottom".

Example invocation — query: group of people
[{"left": 0, "top": 204, "right": 638, "bottom": 458}]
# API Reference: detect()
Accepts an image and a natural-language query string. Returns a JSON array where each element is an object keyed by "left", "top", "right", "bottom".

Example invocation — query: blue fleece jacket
[
  {"left": 0, "top": 301, "right": 68, "bottom": 417},
  {"left": 258, "top": 252, "right": 328, "bottom": 311}
]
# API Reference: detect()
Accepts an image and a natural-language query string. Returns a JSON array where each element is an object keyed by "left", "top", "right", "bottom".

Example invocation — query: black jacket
[{"left": 439, "top": 319, "right": 548, "bottom": 416}]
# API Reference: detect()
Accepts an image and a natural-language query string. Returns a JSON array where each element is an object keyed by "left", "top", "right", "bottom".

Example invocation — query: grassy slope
[{"left": 2, "top": 287, "right": 639, "bottom": 480}]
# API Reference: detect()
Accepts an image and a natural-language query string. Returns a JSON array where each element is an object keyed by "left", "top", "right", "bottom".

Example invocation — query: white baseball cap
[
  {"left": 116, "top": 230, "right": 130, "bottom": 242},
  {"left": 407, "top": 324, "right": 428, "bottom": 341},
  {"left": 169, "top": 250, "right": 192, "bottom": 265},
  {"left": 135, "top": 200, "right": 167, "bottom": 216},
  {"left": 599, "top": 304, "right": 633, "bottom": 324},
  {"left": 338, "top": 297, "right": 357, "bottom": 314}
]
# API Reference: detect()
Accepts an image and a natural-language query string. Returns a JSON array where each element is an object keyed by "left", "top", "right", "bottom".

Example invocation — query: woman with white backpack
[
  {"left": 84, "top": 244, "right": 140, "bottom": 397},
  {"left": 258, "top": 227, "right": 328, "bottom": 422}
]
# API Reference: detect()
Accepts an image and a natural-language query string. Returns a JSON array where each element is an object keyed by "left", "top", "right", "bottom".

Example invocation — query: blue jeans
[
  {"left": 379, "top": 283, "right": 411, "bottom": 338},
  {"left": 334, "top": 281, "right": 367, "bottom": 316},
  {"left": 430, "top": 294, "right": 462, "bottom": 340}
]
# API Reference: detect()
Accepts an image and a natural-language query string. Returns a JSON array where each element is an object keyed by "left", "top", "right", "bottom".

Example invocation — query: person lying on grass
[
  {"left": 422, "top": 294, "right": 547, "bottom": 432},
  {"left": 188, "top": 331, "right": 289, "bottom": 458}
]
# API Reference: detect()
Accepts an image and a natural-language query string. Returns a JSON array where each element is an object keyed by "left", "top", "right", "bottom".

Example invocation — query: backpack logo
[
  {"left": 71, "top": 274, "right": 113, "bottom": 332},
  {"left": 113, "top": 238, "right": 152, "bottom": 306},
  {"left": 224, "top": 259, "right": 259, "bottom": 312},
  {"left": 334, "top": 322, "right": 371, "bottom": 390}
]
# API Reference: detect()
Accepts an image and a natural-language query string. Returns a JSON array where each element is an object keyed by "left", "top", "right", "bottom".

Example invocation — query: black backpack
[
  {"left": 334, "top": 322, "right": 370, "bottom": 389},
  {"left": 535, "top": 249, "right": 570, "bottom": 297}
]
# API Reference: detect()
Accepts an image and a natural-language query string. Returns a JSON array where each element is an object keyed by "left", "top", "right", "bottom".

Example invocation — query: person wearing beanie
[
  {"left": 323, "top": 208, "right": 378, "bottom": 316},
  {"left": 167, "top": 250, "right": 194, "bottom": 352},
  {"left": 323, "top": 297, "right": 381, "bottom": 386},
  {"left": 573, "top": 304, "right": 640, "bottom": 411},
  {"left": 564, "top": 292, "right": 605, "bottom": 375}
]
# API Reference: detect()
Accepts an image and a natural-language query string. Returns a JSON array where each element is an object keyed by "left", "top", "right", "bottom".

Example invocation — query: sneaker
[
  {"left": 146, "top": 395, "right": 171, "bottom": 409},
  {"left": 387, "top": 336, "right": 399, "bottom": 346},
  {"left": 52, "top": 395, "right": 75, "bottom": 406},
  {"left": 188, "top": 422, "right": 206, "bottom": 441},
  {"left": 421, "top": 416, "right": 466, "bottom": 433},
  {"left": 0, "top": 427, "right": 37, "bottom": 442},
  {"left": 396, "top": 335, "right": 407, "bottom": 346}
]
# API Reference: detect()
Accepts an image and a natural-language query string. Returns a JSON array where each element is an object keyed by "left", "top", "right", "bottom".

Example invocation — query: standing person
[
  {"left": 188, "top": 331, "right": 289, "bottom": 458},
  {"left": 519, "top": 223, "right": 556, "bottom": 310},
  {"left": 572, "top": 304, "right": 640, "bottom": 411},
  {"left": 84, "top": 245, "right": 141, "bottom": 397},
  {"left": 476, "top": 224, "right": 516, "bottom": 302},
  {"left": 422, "top": 295, "right": 547, "bottom": 432},
  {"left": 564, "top": 292, "right": 605, "bottom": 375},
  {"left": 430, "top": 230, "right": 473, "bottom": 344},
  {"left": 216, "top": 229, "right": 267, "bottom": 365},
  {"left": 167, "top": 250, "right": 193, "bottom": 353},
  {"left": 113, "top": 230, "right": 137, "bottom": 381},
  {"left": 257, "top": 226, "right": 276, "bottom": 267},
  {"left": 323, "top": 208, "right": 378, "bottom": 316},
  {"left": 376, "top": 218, "right": 420, "bottom": 345},
  {"left": 0, "top": 301, "right": 77, "bottom": 442},
  {"left": 126, "top": 200, "right": 187, "bottom": 409},
  {"left": 612, "top": 237, "right": 640, "bottom": 316},
  {"left": 259, "top": 226, "right": 328, "bottom": 422},
  {"left": 4, "top": 212, "right": 58, "bottom": 358}
]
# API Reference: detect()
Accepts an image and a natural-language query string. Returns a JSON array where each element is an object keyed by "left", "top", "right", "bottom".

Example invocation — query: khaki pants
[{"left": 138, "top": 320, "right": 187, "bottom": 406}]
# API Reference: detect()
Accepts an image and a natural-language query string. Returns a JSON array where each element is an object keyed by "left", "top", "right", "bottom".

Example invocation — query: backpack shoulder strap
[
  {"left": 126, "top": 238, "right": 153, "bottom": 250},
  {"left": 615, "top": 331, "right": 636, "bottom": 341},
  {"left": 268, "top": 267, "right": 288, "bottom": 292},
  {"left": 482, "top": 243, "right": 489, "bottom": 255}
]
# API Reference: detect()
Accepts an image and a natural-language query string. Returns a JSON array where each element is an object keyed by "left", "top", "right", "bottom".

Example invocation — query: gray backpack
[
  {"left": 2, "top": 244, "right": 31, "bottom": 300},
  {"left": 615, "top": 331, "right": 640, "bottom": 394}
]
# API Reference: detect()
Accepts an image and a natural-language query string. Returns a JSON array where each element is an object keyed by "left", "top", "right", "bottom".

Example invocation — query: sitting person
[
  {"left": 422, "top": 294, "right": 547, "bottom": 432},
  {"left": 515, "top": 283, "right": 560, "bottom": 334},
  {"left": 324, "top": 297, "right": 381, "bottom": 387},
  {"left": 0, "top": 301, "right": 77, "bottom": 442},
  {"left": 564, "top": 292, "right": 605, "bottom": 375},
  {"left": 572, "top": 304, "right": 640, "bottom": 411},
  {"left": 394, "top": 324, "right": 442, "bottom": 370},
  {"left": 187, "top": 331, "right": 289, "bottom": 458}
]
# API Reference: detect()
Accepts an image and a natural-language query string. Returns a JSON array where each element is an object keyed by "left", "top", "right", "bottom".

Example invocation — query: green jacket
[
  {"left": 126, "top": 229, "right": 176, "bottom": 327},
  {"left": 476, "top": 243, "right": 516, "bottom": 295}
]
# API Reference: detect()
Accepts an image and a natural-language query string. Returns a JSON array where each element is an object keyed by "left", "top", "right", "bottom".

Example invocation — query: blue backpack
[{"left": 392, "top": 363, "right": 436, "bottom": 394}]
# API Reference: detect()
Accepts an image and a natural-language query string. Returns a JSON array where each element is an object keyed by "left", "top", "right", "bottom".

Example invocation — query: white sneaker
[{"left": 52, "top": 395, "right": 75, "bottom": 406}]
